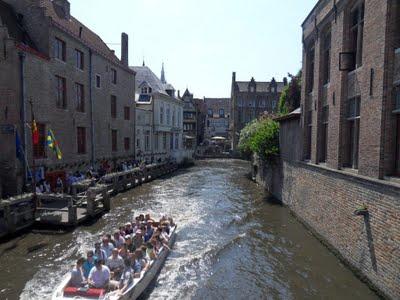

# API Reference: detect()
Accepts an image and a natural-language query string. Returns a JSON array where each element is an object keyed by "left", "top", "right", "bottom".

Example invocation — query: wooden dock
[{"left": 0, "top": 162, "right": 179, "bottom": 234}]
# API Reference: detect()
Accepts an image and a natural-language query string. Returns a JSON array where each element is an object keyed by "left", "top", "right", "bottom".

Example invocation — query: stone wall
[{"left": 253, "top": 156, "right": 400, "bottom": 299}]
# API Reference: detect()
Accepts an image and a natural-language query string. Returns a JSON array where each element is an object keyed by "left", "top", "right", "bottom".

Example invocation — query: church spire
[{"left": 161, "top": 62, "right": 166, "bottom": 84}]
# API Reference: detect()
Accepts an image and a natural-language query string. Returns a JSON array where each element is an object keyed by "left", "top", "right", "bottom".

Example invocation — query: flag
[
  {"left": 32, "top": 119, "right": 39, "bottom": 145},
  {"left": 16, "top": 131, "right": 25, "bottom": 162},
  {"left": 47, "top": 129, "right": 62, "bottom": 160}
]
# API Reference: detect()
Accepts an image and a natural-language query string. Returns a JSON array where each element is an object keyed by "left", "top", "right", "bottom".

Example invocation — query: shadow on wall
[{"left": 362, "top": 213, "right": 378, "bottom": 272}]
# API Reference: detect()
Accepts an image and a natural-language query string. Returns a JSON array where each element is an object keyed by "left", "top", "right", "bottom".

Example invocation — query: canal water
[{"left": 0, "top": 160, "right": 377, "bottom": 300}]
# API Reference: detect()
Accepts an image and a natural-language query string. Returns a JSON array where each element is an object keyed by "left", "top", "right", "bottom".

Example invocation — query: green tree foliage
[
  {"left": 238, "top": 117, "right": 280, "bottom": 160},
  {"left": 278, "top": 70, "right": 302, "bottom": 116}
]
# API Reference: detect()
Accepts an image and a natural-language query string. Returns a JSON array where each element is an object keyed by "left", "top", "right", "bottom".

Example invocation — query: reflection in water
[{"left": 0, "top": 160, "right": 378, "bottom": 300}]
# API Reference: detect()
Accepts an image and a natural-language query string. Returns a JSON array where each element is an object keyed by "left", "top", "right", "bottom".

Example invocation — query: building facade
[
  {"left": 135, "top": 107, "right": 153, "bottom": 162},
  {"left": 0, "top": 0, "right": 135, "bottom": 196},
  {"left": 204, "top": 97, "right": 231, "bottom": 139},
  {"left": 133, "top": 65, "right": 185, "bottom": 163},
  {"left": 230, "top": 73, "right": 287, "bottom": 150},
  {"left": 254, "top": 1, "right": 400, "bottom": 299},
  {"left": 181, "top": 89, "right": 197, "bottom": 150}
]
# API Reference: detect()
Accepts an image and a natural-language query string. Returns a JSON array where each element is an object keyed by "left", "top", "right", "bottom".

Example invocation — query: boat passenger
[
  {"left": 68, "top": 257, "right": 86, "bottom": 287},
  {"left": 35, "top": 183, "right": 43, "bottom": 194},
  {"left": 94, "top": 242, "right": 107, "bottom": 263},
  {"left": 125, "top": 235, "right": 135, "bottom": 253},
  {"left": 129, "top": 252, "right": 142, "bottom": 278},
  {"left": 143, "top": 222, "right": 154, "bottom": 243},
  {"left": 88, "top": 259, "right": 111, "bottom": 289},
  {"left": 101, "top": 237, "right": 114, "bottom": 258},
  {"left": 125, "top": 222, "right": 134, "bottom": 235},
  {"left": 106, "top": 233, "right": 116, "bottom": 247},
  {"left": 117, "top": 259, "right": 133, "bottom": 295},
  {"left": 133, "top": 230, "right": 144, "bottom": 249},
  {"left": 119, "top": 243, "right": 128, "bottom": 259},
  {"left": 138, "top": 214, "right": 145, "bottom": 222},
  {"left": 119, "top": 226, "right": 126, "bottom": 237},
  {"left": 135, "top": 249, "right": 148, "bottom": 272},
  {"left": 82, "top": 250, "right": 96, "bottom": 279},
  {"left": 146, "top": 243, "right": 157, "bottom": 260},
  {"left": 106, "top": 248, "right": 124, "bottom": 280},
  {"left": 160, "top": 226, "right": 170, "bottom": 242},
  {"left": 144, "top": 213, "right": 155, "bottom": 223},
  {"left": 113, "top": 230, "right": 125, "bottom": 249}
]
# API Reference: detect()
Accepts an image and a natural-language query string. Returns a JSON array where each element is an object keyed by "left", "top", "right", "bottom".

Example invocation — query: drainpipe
[
  {"left": 19, "top": 51, "right": 27, "bottom": 187},
  {"left": 89, "top": 49, "right": 95, "bottom": 167}
]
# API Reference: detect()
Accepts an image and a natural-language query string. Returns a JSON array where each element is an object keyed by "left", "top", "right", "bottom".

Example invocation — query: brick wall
[{"left": 253, "top": 156, "right": 400, "bottom": 299}]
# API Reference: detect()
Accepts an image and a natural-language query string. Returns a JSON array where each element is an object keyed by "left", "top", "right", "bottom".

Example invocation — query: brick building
[
  {"left": 230, "top": 72, "right": 287, "bottom": 150},
  {"left": 204, "top": 97, "right": 231, "bottom": 140},
  {"left": 252, "top": 1, "right": 400, "bottom": 299},
  {"left": 0, "top": 0, "right": 135, "bottom": 196}
]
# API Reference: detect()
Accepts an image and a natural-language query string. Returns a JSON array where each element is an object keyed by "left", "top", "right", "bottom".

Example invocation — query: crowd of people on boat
[{"left": 67, "top": 213, "right": 174, "bottom": 295}]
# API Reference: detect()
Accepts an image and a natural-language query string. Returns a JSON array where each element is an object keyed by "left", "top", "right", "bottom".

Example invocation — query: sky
[{"left": 69, "top": 0, "right": 317, "bottom": 98}]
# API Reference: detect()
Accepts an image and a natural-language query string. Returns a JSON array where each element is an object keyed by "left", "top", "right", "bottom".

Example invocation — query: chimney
[
  {"left": 232, "top": 72, "right": 236, "bottom": 83},
  {"left": 53, "top": 0, "right": 70, "bottom": 20},
  {"left": 121, "top": 33, "right": 128, "bottom": 66},
  {"left": 178, "top": 90, "right": 181, "bottom": 98}
]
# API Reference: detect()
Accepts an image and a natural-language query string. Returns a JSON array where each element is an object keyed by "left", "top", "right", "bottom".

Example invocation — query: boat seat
[{"left": 63, "top": 287, "right": 105, "bottom": 298}]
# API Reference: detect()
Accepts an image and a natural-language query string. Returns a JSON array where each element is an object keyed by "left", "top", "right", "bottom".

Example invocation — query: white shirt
[
  {"left": 106, "top": 255, "right": 124, "bottom": 271},
  {"left": 88, "top": 265, "right": 110, "bottom": 288}
]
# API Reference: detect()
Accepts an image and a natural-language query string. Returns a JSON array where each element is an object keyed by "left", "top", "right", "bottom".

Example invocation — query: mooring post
[{"left": 87, "top": 188, "right": 96, "bottom": 217}]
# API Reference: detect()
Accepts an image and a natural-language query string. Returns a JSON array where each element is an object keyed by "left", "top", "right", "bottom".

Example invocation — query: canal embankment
[
  {"left": 251, "top": 154, "right": 400, "bottom": 300},
  {"left": 0, "top": 161, "right": 179, "bottom": 238}
]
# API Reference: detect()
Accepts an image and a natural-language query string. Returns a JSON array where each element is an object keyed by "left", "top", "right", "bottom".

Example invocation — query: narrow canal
[{"left": 0, "top": 160, "right": 377, "bottom": 300}]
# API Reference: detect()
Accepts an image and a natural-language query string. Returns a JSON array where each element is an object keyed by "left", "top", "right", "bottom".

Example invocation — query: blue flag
[{"left": 16, "top": 131, "right": 25, "bottom": 162}]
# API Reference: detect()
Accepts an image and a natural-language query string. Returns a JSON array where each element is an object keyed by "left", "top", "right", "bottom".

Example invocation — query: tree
[{"left": 278, "top": 70, "right": 302, "bottom": 116}]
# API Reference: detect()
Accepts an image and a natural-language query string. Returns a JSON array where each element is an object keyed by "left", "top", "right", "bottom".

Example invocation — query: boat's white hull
[{"left": 52, "top": 226, "right": 177, "bottom": 300}]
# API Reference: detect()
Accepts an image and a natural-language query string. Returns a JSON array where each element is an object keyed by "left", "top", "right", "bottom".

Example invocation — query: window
[
  {"left": 154, "top": 133, "right": 159, "bottom": 151},
  {"left": 111, "top": 68, "right": 117, "bottom": 84},
  {"left": 349, "top": 3, "right": 364, "bottom": 70},
  {"left": 136, "top": 129, "right": 140, "bottom": 149},
  {"left": 305, "top": 110, "right": 312, "bottom": 160},
  {"left": 111, "top": 130, "right": 117, "bottom": 152},
  {"left": 75, "top": 83, "right": 85, "bottom": 112},
  {"left": 145, "top": 131, "right": 150, "bottom": 151},
  {"left": 172, "top": 109, "right": 176, "bottom": 126},
  {"left": 322, "top": 30, "right": 331, "bottom": 84},
  {"left": 75, "top": 49, "right": 84, "bottom": 70},
  {"left": 111, "top": 95, "right": 117, "bottom": 118},
  {"left": 346, "top": 97, "right": 361, "bottom": 169},
  {"left": 160, "top": 105, "right": 164, "bottom": 124},
  {"left": 56, "top": 76, "right": 66, "bottom": 109},
  {"left": 54, "top": 38, "right": 66, "bottom": 61},
  {"left": 393, "top": 87, "right": 400, "bottom": 175},
  {"left": 163, "top": 132, "right": 167, "bottom": 150},
  {"left": 208, "top": 108, "right": 213, "bottom": 117},
  {"left": 33, "top": 123, "right": 46, "bottom": 159},
  {"left": 96, "top": 75, "right": 101, "bottom": 88},
  {"left": 124, "top": 137, "right": 130, "bottom": 151},
  {"left": 306, "top": 46, "right": 315, "bottom": 93},
  {"left": 141, "top": 86, "right": 151, "bottom": 94},
  {"left": 175, "top": 133, "right": 179, "bottom": 149},
  {"left": 272, "top": 100, "right": 277, "bottom": 111},
  {"left": 166, "top": 105, "right": 170, "bottom": 125},
  {"left": 219, "top": 109, "right": 224, "bottom": 118},
  {"left": 170, "top": 133, "right": 174, "bottom": 150},
  {"left": 77, "top": 127, "right": 86, "bottom": 154},
  {"left": 124, "top": 106, "right": 130, "bottom": 120},
  {"left": 319, "top": 106, "right": 329, "bottom": 163}
]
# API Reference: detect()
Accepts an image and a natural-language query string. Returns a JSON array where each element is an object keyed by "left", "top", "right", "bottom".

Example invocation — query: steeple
[{"left": 161, "top": 62, "right": 166, "bottom": 84}]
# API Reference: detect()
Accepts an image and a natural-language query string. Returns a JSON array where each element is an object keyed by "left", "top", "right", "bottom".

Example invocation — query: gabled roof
[
  {"left": 38, "top": 0, "right": 132, "bottom": 72},
  {"left": 235, "top": 81, "right": 285, "bottom": 93},
  {"left": 131, "top": 66, "right": 169, "bottom": 96}
]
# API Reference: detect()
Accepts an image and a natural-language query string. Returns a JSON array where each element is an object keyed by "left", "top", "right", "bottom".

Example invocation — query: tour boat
[{"left": 52, "top": 225, "right": 177, "bottom": 300}]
